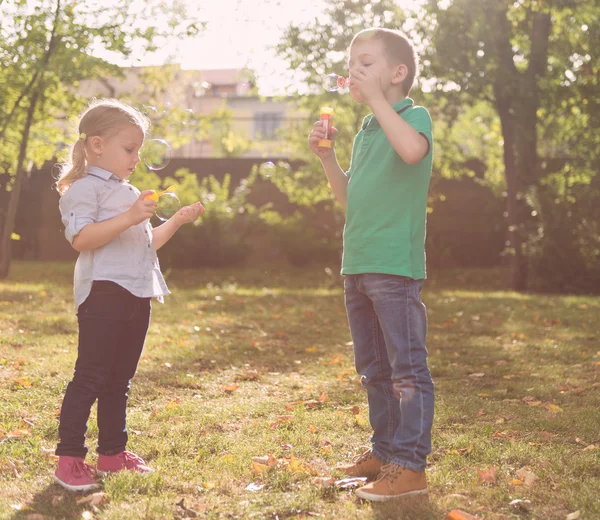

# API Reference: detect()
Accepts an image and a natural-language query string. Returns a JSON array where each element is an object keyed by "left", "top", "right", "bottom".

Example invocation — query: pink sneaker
[
  {"left": 54, "top": 456, "right": 100, "bottom": 492},
  {"left": 97, "top": 451, "right": 152, "bottom": 475}
]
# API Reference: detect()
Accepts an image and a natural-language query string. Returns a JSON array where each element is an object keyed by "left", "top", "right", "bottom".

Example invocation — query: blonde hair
[
  {"left": 56, "top": 99, "right": 150, "bottom": 194},
  {"left": 351, "top": 28, "right": 419, "bottom": 95}
]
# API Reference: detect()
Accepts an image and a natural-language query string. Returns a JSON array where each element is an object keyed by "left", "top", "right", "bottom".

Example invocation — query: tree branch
[{"left": 0, "top": 0, "right": 62, "bottom": 141}]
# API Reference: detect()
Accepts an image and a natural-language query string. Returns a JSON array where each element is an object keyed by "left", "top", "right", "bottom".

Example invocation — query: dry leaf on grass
[
  {"left": 516, "top": 467, "right": 538, "bottom": 487},
  {"left": 312, "top": 476, "right": 335, "bottom": 488},
  {"left": 566, "top": 511, "right": 581, "bottom": 520},
  {"left": 76, "top": 492, "right": 106, "bottom": 506},
  {"left": 223, "top": 383, "right": 239, "bottom": 393},
  {"left": 478, "top": 465, "right": 497, "bottom": 484},
  {"left": 446, "top": 510, "right": 479, "bottom": 520},
  {"left": 269, "top": 415, "right": 293, "bottom": 429},
  {"left": 251, "top": 454, "right": 278, "bottom": 473}
]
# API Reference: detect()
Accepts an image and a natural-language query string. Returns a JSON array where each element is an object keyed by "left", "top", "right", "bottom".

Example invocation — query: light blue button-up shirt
[{"left": 59, "top": 166, "right": 170, "bottom": 309}]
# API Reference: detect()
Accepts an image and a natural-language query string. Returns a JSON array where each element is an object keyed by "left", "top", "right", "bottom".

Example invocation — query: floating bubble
[
  {"left": 323, "top": 73, "right": 349, "bottom": 92},
  {"left": 143, "top": 139, "right": 171, "bottom": 170},
  {"left": 156, "top": 192, "right": 180, "bottom": 221},
  {"left": 260, "top": 161, "right": 276, "bottom": 178}
]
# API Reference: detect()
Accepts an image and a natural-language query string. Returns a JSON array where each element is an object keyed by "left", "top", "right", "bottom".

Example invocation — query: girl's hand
[
  {"left": 308, "top": 121, "right": 338, "bottom": 160},
  {"left": 128, "top": 190, "right": 157, "bottom": 225},
  {"left": 173, "top": 202, "right": 205, "bottom": 225}
]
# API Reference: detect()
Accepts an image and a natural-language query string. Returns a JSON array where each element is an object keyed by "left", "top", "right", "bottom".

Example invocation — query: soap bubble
[
  {"left": 323, "top": 73, "right": 348, "bottom": 92},
  {"left": 155, "top": 192, "right": 180, "bottom": 221},
  {"left": 260, "top": 161, "right": 276, "bottom": 178},
  {"left": 143, "top": 139, "right": 171, "bottom": 171}
]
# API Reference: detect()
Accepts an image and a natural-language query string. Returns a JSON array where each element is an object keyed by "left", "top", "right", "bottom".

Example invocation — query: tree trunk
[{"left": 0, "top": 89, "right": 40, "bottom": 279}]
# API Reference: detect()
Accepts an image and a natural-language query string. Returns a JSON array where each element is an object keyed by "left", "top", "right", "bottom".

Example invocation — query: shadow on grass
[{"left": 10, "top": 483, "right": 99, "bottom": 520}]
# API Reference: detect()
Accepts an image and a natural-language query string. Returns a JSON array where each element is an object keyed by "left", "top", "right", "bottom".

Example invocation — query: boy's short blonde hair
[{"left": 351, "top": 28, "right": 419, "bottom": 95}]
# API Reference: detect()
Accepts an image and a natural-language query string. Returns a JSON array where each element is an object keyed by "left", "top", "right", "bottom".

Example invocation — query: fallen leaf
[
  {"left": 308, "top": 424, "right": 318, "bottom": 433},
  {"left": 223, "top": 383, "right": 239, "bottom": 393},
  {"left": 12, "top": 377, "right": 32, "bottom": 388},
  {"left": 269, "top": 415, "right": 293, "bottom": 429},
  {"left": 326, "top": 354, "right": 343, "bottom": 366},
  {"left": 318, "top": 392, "right": 328, "bottom": 403},
  {"left": 245, "top": 482, "right": 264, "bottom": 492},
  {"left": 446, "top": 511, "right": 478, "bottom": 520},
  {"left": 251, "top": 454, "right": 278, "bottom": 473},
  {"left": 4, "top": 429, "right": 31, "bottom": 438},
  {"left": 566, "top": 511, "right": 581, "bottom": 520},
  {"left": 478, "top": 465, "right": 497, "bottom": 484},
  {"left": 76, "top": 492, "right": 106, "bottom": 506},
  {"left": 313, "top": 476, "right": 335, "bottom": 487},
  {"left": 305, "top": 346, "right": 318, "bottom": 353},
  {"left": 523, "top": 396, "right": 542, "bottom": 406},
  {"left": 350, "top": 405, "right": 360, "bottom": 415},
  {"left": 516, "top": 467, "right": 538, "bottom": 488},
  {"left": 543, "top": 403, "right": 563, "bottom": 413},
  {"left": 469, "top": 373, "right": 485, "bottom": 379}
]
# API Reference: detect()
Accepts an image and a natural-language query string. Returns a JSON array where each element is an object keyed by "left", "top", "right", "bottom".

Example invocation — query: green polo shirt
[{"left": 341, "top": 97, "right": 433, "bottom": 279}]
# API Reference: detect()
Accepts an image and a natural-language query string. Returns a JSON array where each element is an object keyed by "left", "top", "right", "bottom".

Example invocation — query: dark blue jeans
[
  {"left": 344, "top": 274, "right": 434, "bottom": 472},
  {"left": 56, "top": 281, "right": 151, "bottom": 458}
]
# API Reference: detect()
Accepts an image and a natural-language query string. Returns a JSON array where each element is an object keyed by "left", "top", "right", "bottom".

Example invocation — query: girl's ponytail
[{"left": 56, "top": 136, "right": 87, "bottom": 195}]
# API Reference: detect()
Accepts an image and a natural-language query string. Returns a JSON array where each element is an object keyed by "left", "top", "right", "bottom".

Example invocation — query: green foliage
[
  {"left": 528, "top": 182, "right": 600, "bottom": 294},
  {"left": 155, "top": 169, "right": 261, "bottom": 268},
  {"left": 259, "top": 210, "right": 341, "bottom": 267},
  {"left": 0, "top": 0, "right": 205, "bottom": 276}
]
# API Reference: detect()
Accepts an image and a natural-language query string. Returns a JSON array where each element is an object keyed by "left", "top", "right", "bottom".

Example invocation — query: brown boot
[
  {"left": 355, "top": 463, "right": 428, "bottom": 501},
  {"left": 336, "top": 449, "right": 384, "bottom": 481}
]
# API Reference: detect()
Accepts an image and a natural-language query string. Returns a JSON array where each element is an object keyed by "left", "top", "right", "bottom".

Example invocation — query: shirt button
[{"left": 129, "top": 187, "right": 133, "bottom": 191}]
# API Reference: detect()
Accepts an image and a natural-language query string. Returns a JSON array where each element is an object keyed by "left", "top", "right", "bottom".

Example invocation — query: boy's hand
[
  {"left": 308, "top": 121, "right": 338, "bottom": 160},
  {"left": 349, "top": 66, "right": 385, "bottom": 105},
  {"left": 128, "top": 190, "right": 157, "bottom": 225},
  {"left": 173, "top": 202, "right": 205, "bottom": 226}
]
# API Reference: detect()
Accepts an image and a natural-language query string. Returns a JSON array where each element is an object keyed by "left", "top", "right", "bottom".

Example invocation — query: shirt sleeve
[
  {"left": 59, "top": 180, "right": 99, "bottom": 245},
  {"left": 405, "top": 106, "right": 433, "bottom": 157}
]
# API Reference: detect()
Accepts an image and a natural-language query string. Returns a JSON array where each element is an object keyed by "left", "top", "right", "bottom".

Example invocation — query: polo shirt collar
[
  {"left": 362, "top": 97, "right": 414, "bottom": 130},
  {"left": 87, "top": 166, "right": 119, "bottom": 181}
]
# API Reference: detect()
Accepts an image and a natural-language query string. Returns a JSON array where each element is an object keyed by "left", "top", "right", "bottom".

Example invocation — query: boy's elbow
[{"left": 403, "top": 151, "right": 424, "bottom": 165}]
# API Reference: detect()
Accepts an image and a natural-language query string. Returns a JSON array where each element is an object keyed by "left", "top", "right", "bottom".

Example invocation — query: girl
[{"left": 54, "top": 99, "right": 204, "bottom": 491}]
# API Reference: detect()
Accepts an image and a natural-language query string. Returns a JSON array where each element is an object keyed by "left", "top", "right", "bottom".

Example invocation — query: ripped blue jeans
[{"left": 344, "top": 274, "right": 434, "bottom": 472}]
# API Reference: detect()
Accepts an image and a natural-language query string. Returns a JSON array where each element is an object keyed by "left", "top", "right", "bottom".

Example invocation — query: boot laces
[
  {"left": 71, "top": 458, "right": 96, "bottom": 478},
  {"left": 352, "top": 449, "right": 373, "bottom": 465},
  {"left": 121, "top": 451, "right": 145, "bottom": 468},
  {"left": 378, "top": 463, "right": 404, "bottom": 483}
]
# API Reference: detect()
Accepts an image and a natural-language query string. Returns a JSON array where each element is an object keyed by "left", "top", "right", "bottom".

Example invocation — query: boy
[{"left": 308, "top": 28, "right": 434, "bottom": 502}]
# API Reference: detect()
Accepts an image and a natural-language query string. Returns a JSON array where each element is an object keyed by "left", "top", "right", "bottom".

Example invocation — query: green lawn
[{"left": 1, "top": 262, "right": 599, "bottom": 520}]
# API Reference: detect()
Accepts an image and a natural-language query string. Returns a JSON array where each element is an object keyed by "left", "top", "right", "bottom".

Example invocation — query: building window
[{"left": 254, "top": 112, "right": 284, "bottom": 140}]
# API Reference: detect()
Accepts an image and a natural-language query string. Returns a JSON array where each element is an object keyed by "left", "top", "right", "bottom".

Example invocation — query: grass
[{"left": 1, "top": 261, "right": 599, "bottom": 520}]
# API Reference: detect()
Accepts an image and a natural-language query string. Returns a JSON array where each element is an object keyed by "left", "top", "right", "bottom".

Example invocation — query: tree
[
  {"left": 418, "top": 0, "right": 598, "bottom": 290},
  {"left": 0, "top": 0, "right": 203, "bottom": 278}
]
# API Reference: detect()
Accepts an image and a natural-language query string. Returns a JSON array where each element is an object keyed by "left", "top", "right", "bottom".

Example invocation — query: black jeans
[{"left": 56, "top": 281, "right": 151, "bottom": 458}]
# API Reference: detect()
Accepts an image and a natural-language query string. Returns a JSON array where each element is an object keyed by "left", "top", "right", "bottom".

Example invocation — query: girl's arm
[
  {"left": 73, "top": 191, "right": 156, "bottom": 252},
  {"left": 152, "top": 202, "right": 205, "bottom": 250}
]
